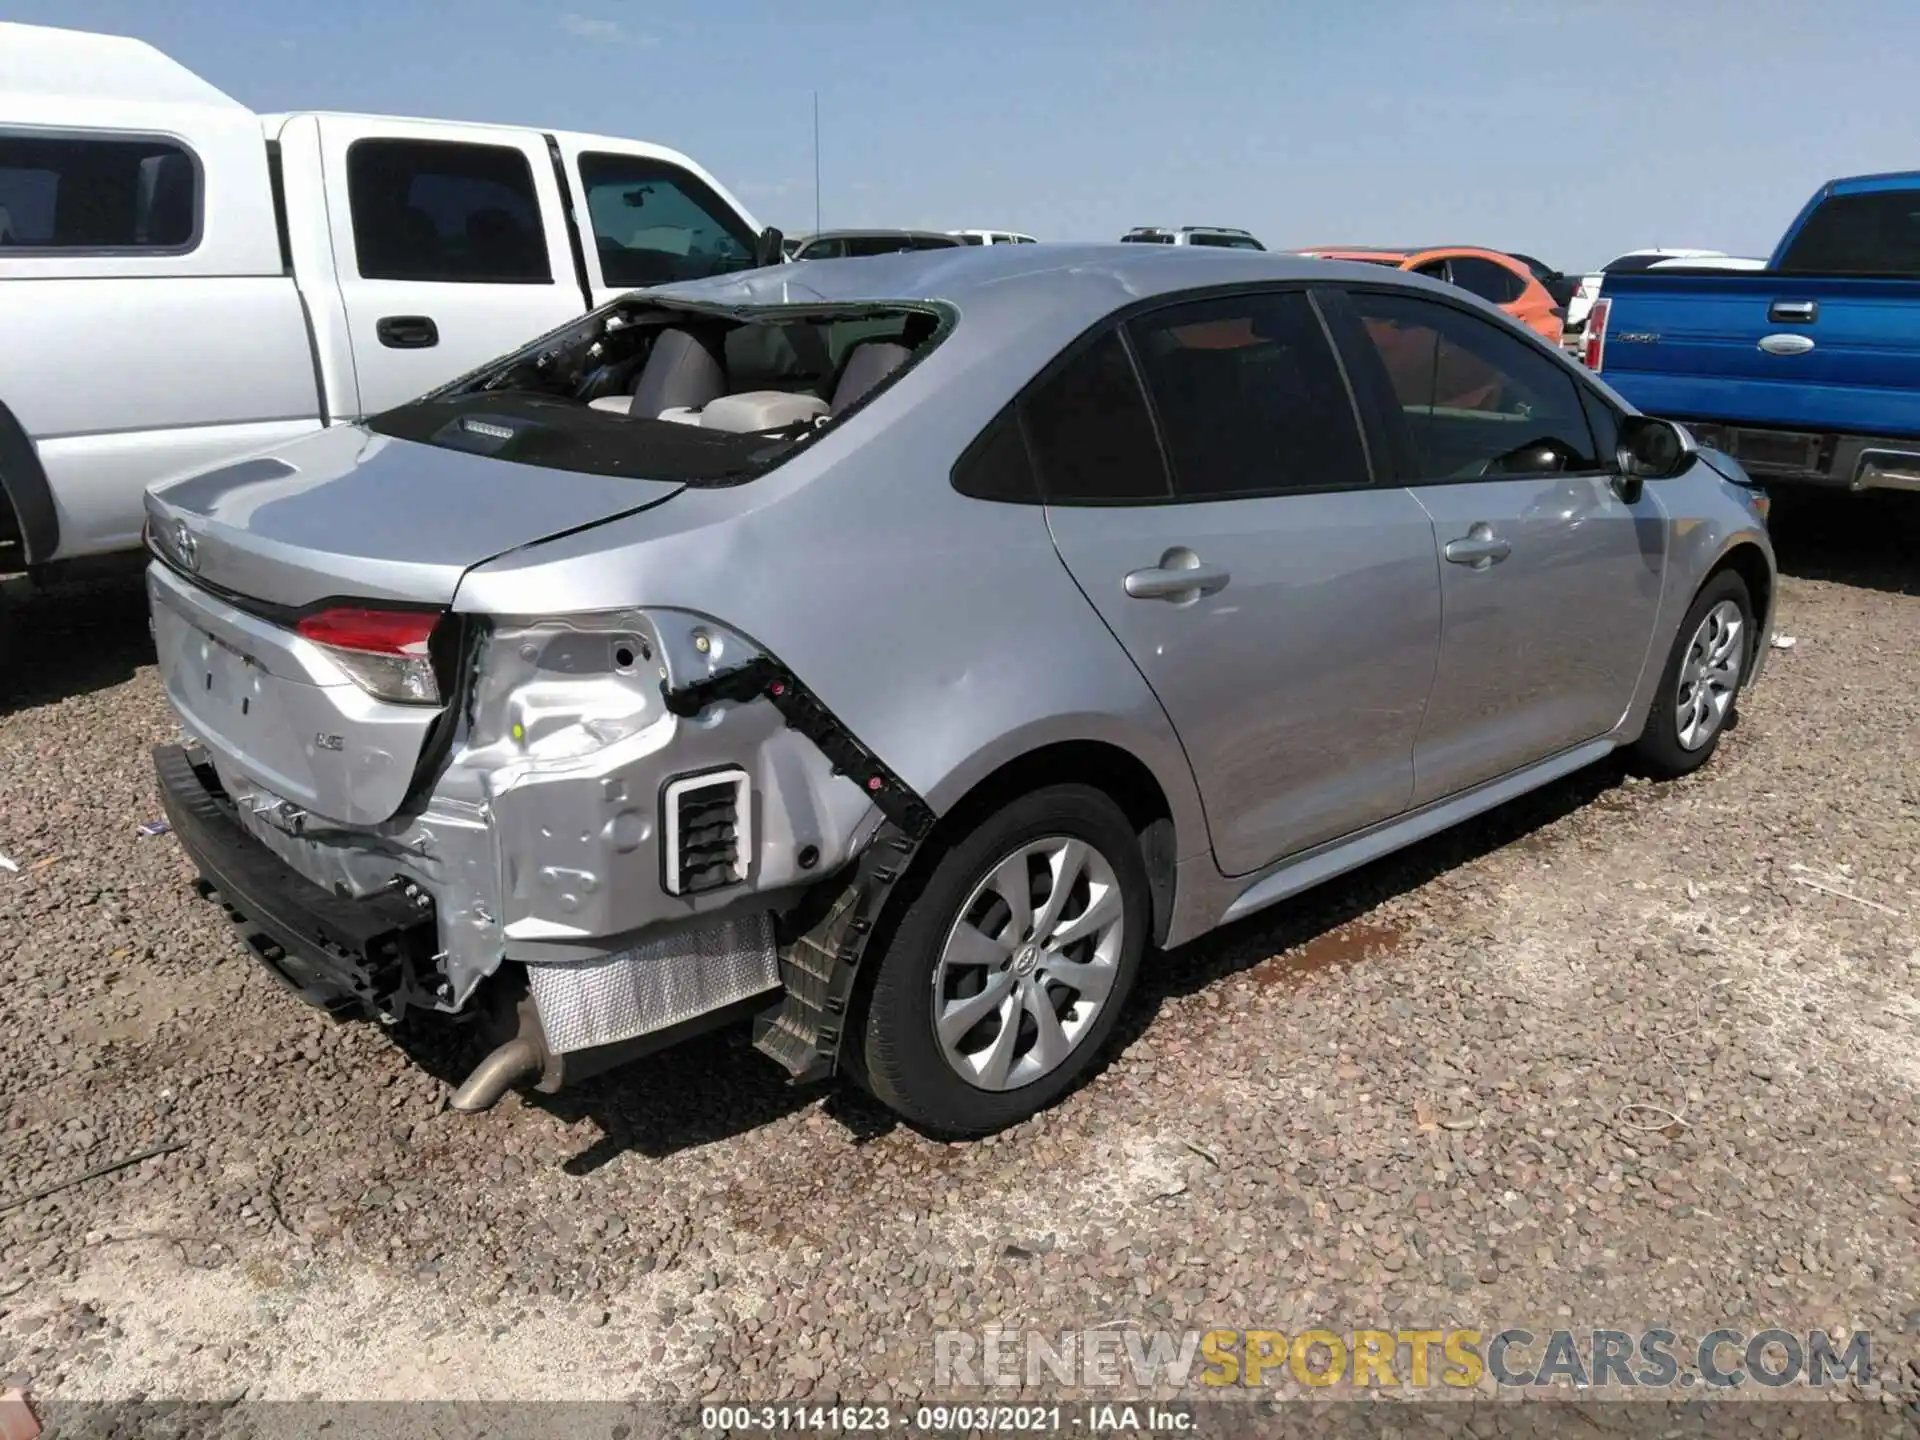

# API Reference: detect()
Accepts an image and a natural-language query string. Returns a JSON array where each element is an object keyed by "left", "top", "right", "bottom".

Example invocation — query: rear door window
[
  {"left": 577, "top": 152, "right": 755, "bottom": 286},
  {"left": 346, "top": 138, "right": 551, "bottom": 282},
  {"left": 1126, "top": 290, "right": 1370, "bottom": 498},
  {"left": 0, "top": 130, "right": 199, "bottom": 251}
]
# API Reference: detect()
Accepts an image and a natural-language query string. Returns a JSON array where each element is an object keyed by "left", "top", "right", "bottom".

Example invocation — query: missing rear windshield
[{"left": 366, "top": 297, "right": 953, "bottom": 484}]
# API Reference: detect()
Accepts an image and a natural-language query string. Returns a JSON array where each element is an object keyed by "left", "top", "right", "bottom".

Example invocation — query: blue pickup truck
[{"left": 1587, "top": 171, "right": 1920, "bottom": 492}]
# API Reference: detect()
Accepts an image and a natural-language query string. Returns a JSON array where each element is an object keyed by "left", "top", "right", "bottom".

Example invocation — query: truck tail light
[
  {"left": 296, "top": 606, "right": 442, "bottom": 705},
  {"left": 1583, "top": 298, "right": 1610, "bottom": 371}
]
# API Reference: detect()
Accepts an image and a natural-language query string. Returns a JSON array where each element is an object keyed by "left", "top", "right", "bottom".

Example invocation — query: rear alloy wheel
[
  {"left": 1629, "top": 570, "right": 1754, "bottom": 778},
  {"left": 858, "top": 785, "right": 1148, "bottom": 1136}
]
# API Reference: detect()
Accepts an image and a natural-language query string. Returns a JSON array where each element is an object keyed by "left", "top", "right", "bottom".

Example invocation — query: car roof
[
  {"left": 651, "top": 243, "right": 1487, "bottom": 351},
  {"left": 1305, "top": 244, "right": 1527, "bottom": 265},
  {"left": 1301, "top": 247, "right": 1412, "bottom": 262}
]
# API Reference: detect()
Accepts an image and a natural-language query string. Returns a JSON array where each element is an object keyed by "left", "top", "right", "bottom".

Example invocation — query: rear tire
[
  {"left": 857, "top": 784, "right": 1148, "bottom": 1137},
  {"left": 1628, "top": 570, "right": 1754, "bottom": 779}
]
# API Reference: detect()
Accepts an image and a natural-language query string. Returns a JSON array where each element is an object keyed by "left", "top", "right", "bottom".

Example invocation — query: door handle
[
  {"left": 1768, "top": 299, "right": 1817, "bottom": 324},
  {"left": 1444, "top": 523, "right": 1511, "bottom": 570},
  {"left": 1124, "top": 548, "right": 1231, "bottom": 602},
  {"left": 376, "top": 315, "right": 440, "bottom": 349}
]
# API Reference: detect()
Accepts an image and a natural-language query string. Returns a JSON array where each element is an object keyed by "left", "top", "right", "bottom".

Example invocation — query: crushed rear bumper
[{"left": 154, "top": 743, "right": 438, "bottom": 1016}]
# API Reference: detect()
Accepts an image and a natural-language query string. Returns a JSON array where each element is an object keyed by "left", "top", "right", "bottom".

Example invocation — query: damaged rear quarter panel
[
  {"left": 452, "top": 313, "right": 1210, "bottom": 879},
  {"left": 449, "top": 611, "right": 878, "bottom": 960}
]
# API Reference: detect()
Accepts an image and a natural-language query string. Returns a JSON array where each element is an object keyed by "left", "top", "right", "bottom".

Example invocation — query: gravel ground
[{"left": 1, "top": 493, "right": 1917, "bottom": 1411}]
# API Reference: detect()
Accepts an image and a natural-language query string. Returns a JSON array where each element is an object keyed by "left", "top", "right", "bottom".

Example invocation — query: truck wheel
[
  {"left": 1629, "top": 570, "right": 1754, "bottom": 779},
  {"left": 857, "top": 784, "right": 1148, "bottom": 1137}
]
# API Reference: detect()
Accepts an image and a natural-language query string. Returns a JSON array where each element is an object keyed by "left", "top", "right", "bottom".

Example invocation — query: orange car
[{"left": 1297, "top": 246, "right": 1566, "bottom": 345}]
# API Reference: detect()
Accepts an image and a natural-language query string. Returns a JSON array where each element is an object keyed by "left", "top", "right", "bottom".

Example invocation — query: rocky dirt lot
[{"left": 1, "top": 494, "right": 1917, "bottom": 1413}]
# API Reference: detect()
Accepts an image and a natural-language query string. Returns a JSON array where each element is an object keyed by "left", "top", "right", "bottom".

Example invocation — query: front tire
[
  {"left": 857, "top": 784, "right": 1149, "bottom": 1136},
  {"left": 1629, "top": 569, "right": 1754, "bottom": 779}
]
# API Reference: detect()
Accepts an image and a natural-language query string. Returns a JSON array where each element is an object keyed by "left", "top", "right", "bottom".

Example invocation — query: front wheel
[
  {"left": 856, "top": 784, "right": 1149, "bottom": 1136},
  {"left": 1628, "top": 569, "right": 1754, "bottom": 778}
]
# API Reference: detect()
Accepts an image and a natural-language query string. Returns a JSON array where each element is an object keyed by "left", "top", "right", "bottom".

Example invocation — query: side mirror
[
  {"left": 1616, "top": 414, "right": 1694, "bottom": 481},
  {"left": 753, "top": 227, "right": 787, "bottom": 268}
]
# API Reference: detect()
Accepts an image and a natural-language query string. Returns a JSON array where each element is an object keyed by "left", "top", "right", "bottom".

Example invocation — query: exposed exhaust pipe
[
  {"left": 448, "top": 991, "right": 550, "bottom": 1112},
  {"left": 449, "top": 1035, "right": 544, "bottom": 1112}
]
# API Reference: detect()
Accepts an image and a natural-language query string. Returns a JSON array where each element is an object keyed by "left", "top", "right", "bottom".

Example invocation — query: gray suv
[{"left": 143, "top": 245, "right": 1774, "bottom": 1136}]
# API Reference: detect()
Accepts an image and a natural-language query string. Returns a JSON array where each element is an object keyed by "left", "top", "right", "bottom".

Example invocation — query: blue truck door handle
[{"left": 1768, "top": 300, "right": 1818, "bottom": 324}]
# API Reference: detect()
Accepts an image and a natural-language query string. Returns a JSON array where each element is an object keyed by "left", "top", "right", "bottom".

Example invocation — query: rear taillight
[
  {"left": 296, "top": 606, "right": 442, "bottom": 706},
  {"left": 1583, "top": 298, "right": 1610, "bottom": 371}
]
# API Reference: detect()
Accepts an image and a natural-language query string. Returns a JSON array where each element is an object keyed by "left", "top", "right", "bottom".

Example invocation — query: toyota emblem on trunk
[{"left": 173, "top": 520, "right": 198, "bottom": 571}]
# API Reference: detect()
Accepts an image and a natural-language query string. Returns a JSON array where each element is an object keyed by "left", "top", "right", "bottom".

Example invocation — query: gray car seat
[
  {"left": 631, "top": 329, "right": 727, "bottom": 417},
  {"left": 830, "top": 341, "right": 912, "bottom": 414}
]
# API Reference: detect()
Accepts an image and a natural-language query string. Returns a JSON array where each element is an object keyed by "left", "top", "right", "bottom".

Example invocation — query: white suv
[
  {"left": 950, "top": 229, "right": 1037, "bottom": 246},
  {"left": 1119, "top": 226, "right": 1264, "bottom": 250}
]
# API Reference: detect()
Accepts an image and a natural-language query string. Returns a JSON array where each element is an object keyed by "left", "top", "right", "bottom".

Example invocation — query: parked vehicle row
[
  {"left": 0, "top": 20, "right": 776, "bottom": 577},
  {"left": 1586, "top": 171, "right": 1920, "bottom": 495},
  {"left": 141, "top": 242, "right": 1776, "bottom": 1134}
]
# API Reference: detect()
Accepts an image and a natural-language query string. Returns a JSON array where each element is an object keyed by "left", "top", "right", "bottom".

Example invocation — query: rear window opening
[{"left": 366, "top": 297, "right": 953, "bottom": 484}]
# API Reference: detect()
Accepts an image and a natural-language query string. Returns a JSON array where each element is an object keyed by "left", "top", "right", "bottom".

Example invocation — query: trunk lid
[
  {"left": 144, "top": 425, "right": 684, "bottom": 610},
  {"left": 145, "top": 425, "right": 684, "bottom": 826}
]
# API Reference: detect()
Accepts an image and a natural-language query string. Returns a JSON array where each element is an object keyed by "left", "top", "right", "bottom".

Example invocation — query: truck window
[
  {"left": 844, "top": 234, "right": 916, "bottom": 257},
  {"left": 346, "top": 138, "right": 552, "bottom": 284},
  {"left": 1777, "top": 191, "right": 1920, "bottom": 275},
  {"left": 576, "top": 152, "right": 755, "bottom": 287},
  {"left": 0, "top": 130, "right": 198, "bottom": 251}
]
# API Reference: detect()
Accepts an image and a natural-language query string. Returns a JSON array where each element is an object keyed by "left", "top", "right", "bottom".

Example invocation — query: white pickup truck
[{"left": 0, "top": 21, "right": 774, "bottom": 578}]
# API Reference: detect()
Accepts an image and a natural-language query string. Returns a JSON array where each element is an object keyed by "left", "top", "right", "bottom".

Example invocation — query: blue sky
[{"left": 4, "top": 0, "right": 1910, "bottom": 269}]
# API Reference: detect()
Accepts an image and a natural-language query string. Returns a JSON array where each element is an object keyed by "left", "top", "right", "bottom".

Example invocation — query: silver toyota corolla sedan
[{"left": 142, "top": 245, "right": 1775, "bottom": 1136}]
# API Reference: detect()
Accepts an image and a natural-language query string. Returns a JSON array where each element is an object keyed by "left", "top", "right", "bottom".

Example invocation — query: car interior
[
  {"left": 367, "top": 300, "right": 950, "bottom": 480},
  {"left": 589, "top": 309, "right": 935, "bottom": 432}
]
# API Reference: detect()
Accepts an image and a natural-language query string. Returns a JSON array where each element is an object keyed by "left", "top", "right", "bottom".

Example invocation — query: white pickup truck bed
[{"left": 0, "top": 20, "right": 766, "bottom": 573}]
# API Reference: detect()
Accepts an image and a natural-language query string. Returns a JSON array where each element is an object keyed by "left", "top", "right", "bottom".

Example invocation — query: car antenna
[{"left": 813, "top": 90, "right": 822, "bottom": 234}]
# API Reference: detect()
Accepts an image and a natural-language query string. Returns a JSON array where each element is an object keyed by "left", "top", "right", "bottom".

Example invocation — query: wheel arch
[
  {"left": 1704, "top": 539, "right": 1774, "bottom": 661},
  {"left": 829, "top": 733, "right": 1186, "bottom": 1093},
  {"left": 0, "top": 398, "right": 59, "bottom": 568},
  {"left": 924, "top": 737, "right": 1184, "bottom": 949}
]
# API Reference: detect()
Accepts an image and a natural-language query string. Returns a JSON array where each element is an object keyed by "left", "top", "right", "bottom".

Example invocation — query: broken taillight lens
[
  {"left": 296, "top": 606, "right": 442, "bottom": 706},
  {"left": 1582, "top": 298, "right": 1610, "bottom": 371}
]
